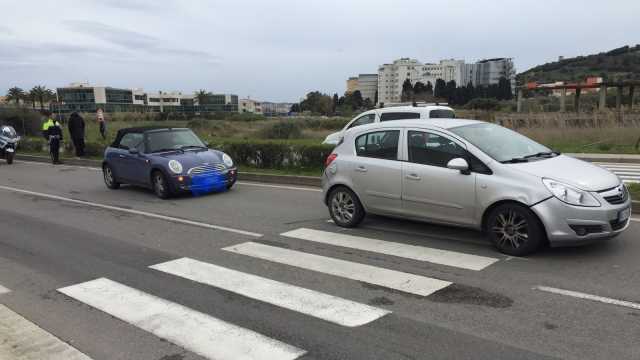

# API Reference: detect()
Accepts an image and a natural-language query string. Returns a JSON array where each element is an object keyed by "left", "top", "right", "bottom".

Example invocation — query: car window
[
  {"left": 355, "top": 130, "right": 400, "bottom": 160},
  {"left": 380, "top": 112, "right": 420, "bottom": 121},
  {"left": 348, "top": 114, "right": 376, "bottom": 129},
  {"left": 146, "top": 129, "right": 205, "bottom": 153},
  {"left": 119, "top": 133, "right": 143, "bottom": 150},
  {"left": 407, "top": 131, "right": 467, "bottom": 168},
  {"left": 429, "top": 109, "right": 455, "bottom": 118}
]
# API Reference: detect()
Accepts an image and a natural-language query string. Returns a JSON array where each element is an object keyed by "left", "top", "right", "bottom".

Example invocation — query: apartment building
[
  {"left": 56, "top": 82, "right": 137, "bottom": 113},
  {"left": 239, "top": 98, "right": 263, "bottom": 114}
]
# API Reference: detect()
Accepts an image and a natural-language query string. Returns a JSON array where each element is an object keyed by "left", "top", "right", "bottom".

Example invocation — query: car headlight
[
  {"left": 542, "top": 178, "right": 600, "bottom": 207},
  {"left": 222, "top": 153, "right": 234, "bottom": 167},
  {"left": 168, "top": 160, "right": 183, "bottom": 174}
]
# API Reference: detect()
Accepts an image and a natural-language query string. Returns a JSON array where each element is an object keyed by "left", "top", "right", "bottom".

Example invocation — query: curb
[{"left": 14, "top": 154, "right": 322, "bottom": 188}]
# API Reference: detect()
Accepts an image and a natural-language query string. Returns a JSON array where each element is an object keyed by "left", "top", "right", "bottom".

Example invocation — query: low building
[
  {"left": 261, "top": 102, "right": 293, "bottom": 116},
  {"left": 55, "top": 82, "right": 139, "bottom": 113},
  {"left": 239, "top": 98, "right": 262, "bottom": 114},
  {"left": 346, "top": 77, "right": 358, "bottom": 94}
]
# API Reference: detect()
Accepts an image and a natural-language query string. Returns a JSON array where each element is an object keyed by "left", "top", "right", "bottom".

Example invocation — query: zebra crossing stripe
[
  {"left": 223, "top": 242, "right": 452, "bottom": 296},
  {"left": 281, "top": 228, "right": 499, "bottom": 271},
  {"left": 151, "top": 257, "right": 391, "bottom": 327},
  {"left": 58, "top": 278, "right": 306, "bottom": 360},
  {"left": 0, "top": 304, "right": 92, "bottom": 360}
]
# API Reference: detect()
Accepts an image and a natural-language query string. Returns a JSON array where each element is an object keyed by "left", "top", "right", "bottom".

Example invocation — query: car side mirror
[
  {"left": 204, "top": 142, "right": 210, "bottom": 148},
  {"left": 447, "top": 158, "right": 470, "bottom": 175},
  {"left": 128, "top": 147, "right": 139, "bottom": 155}
]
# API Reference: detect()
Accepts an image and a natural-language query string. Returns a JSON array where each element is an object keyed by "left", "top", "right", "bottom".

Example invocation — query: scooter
[{"left": 0, "top": 125, "right": 20, "bottom": 165}]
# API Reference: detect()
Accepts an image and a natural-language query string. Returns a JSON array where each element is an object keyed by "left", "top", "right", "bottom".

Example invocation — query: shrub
[
  {"left": 466, "top": 98, "right": 501, "bottom": 111},
  {"left": 0, "top": 108, "right": 43, "bottom": 136},
  {"left": 258, "top": 121, "right": 303, "bottom": 139},
  {"left": 211, "top": 140, "right": 333, "bottom": 170}
]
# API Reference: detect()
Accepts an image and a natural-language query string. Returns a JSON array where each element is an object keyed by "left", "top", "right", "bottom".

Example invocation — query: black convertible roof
[{"left": 111, "top": 127, "right": 188, "bottom": 147}]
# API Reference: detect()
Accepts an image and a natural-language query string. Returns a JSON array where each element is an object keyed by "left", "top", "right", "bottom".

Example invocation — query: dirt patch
[
  {"left": 429, "top": 284, "right": 513, "bottom": 308},
  {"left": 543, "top": 321, "right": 558, "bottom": 330}
]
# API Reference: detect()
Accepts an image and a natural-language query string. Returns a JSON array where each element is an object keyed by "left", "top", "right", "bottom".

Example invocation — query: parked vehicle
[
  {"left": 322, "top": 104, "right": 455, "bottom": 146},
  {"left": 0, "top": 125, "right": 20, "bottom": 165},
  {"left": 102, "top": 127, "right": 237, "bottom": 198},
  {"left": 322, "top": 119, "right": 631, "bottom": 255}
]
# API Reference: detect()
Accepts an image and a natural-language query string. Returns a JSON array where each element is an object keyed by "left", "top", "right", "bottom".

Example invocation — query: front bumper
[
  {"left": 170, "top": 168, "right": 237, "bottom": 193},
  {"left": 531, "top": 195, "right": 632, "bottom": 247}
]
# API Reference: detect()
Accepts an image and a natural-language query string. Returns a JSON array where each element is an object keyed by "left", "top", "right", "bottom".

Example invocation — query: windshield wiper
[
  {"left": 151, "top": 148, "right": 183, "bottom": 154},
  {"left": 180, "top": 145, "right": 208, "bottom": 151},
  {"left": 523, "top": 151, "right": 560, "bottom": 159},
  {"left": 500, "top": 157, "right": 529, "bottom": 164}
]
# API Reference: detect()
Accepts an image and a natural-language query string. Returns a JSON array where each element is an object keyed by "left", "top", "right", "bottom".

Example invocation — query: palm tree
[
  {"left": 27, "top": 88, "right": 38, "bottom": 109},
  {"left": 194, "top": 89, "right": 210, "bottom": 105},
  {"left": 6, "top": 87, "right": 25, "bottom": 106},
  {"left": 30, "top": 85, "right": 52, "bottom": 110}
]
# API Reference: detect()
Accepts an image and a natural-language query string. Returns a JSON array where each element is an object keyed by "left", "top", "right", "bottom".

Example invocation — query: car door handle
[
  {"left": 355, "top": 166, "right": 368, "bottom": 173},
  {"left": 405, "top": 173, "right": 421, "bottom": 181},
  {"left": 119, "top": 154, "right": 126, "bottom": 158}
]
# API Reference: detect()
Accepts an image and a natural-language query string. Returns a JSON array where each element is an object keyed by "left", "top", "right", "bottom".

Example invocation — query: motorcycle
[{"left": 0, "top": 125, "right": 20, "bottom": 165}]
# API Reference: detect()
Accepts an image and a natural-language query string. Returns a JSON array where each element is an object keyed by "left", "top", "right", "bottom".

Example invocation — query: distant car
[
  {"left": 322, "top": 118, "right": 631, "bottom": 256},
  {"left": 102, "top": 127, "right": 237, "bottom": 198},
  {"left": 322, "top": 104, "right": 455, "bottom": 146}
]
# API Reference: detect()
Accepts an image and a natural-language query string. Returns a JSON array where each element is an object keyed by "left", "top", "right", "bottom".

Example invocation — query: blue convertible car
[{"left": 102, "top": 127, "right": 237, "bottom": 198}]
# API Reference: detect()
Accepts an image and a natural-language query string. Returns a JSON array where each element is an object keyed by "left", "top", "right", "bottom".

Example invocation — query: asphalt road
[{"left": 0, "top": 160, "right": 639, "bottom": 360}]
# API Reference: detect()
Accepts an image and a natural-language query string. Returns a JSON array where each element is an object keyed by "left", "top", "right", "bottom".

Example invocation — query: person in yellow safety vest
[{"left": 41, "top": 110, "right": 64, "bottom": 164}]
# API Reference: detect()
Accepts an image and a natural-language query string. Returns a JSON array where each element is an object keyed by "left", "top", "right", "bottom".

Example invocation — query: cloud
[
  {"left": 97, "top": 0, "right": 164, "bottom": 11},
  {"left": 64, "top": 20, "right": 220, "bottom": 63},
  {"left": 0, "top": 25, "right": 12, "bottom": 36}
]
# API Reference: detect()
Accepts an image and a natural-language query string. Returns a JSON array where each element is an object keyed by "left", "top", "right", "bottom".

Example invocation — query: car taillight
[{"left": 325, "top": 153, "right": 338, "bottom": 167}]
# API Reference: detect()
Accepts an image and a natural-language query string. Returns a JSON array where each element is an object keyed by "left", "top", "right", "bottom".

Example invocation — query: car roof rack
[{"left": 379, "top": 102, "right": 449, "bottom": 108}]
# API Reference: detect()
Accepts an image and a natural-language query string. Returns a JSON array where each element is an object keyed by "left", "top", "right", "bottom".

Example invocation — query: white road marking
[
  {"left": 0, "top": 304, "right": 92, "bottom": 360},
  {"left": 0, "top": 284, "right": 10, "bottom": 294},
  {"left": 535, "top": 286, "right": 640, "bottom": 310},
  {"left": 0, "top": 185, "right": 263, "bottom": 238},
  {"left": 223, "top": 242, "right": 452, "bottom": 296},
  {"left": 236, "top": 181, "right": 322, "bottom": 192},
  {"left": 282, "top": 228, "right": 498, "bottom": 271},
  {"left": 58, "top": 278, "right": 306, "bottom": 360},
  {"left": 151, "top": 258, "right": 390, "bottom": 327}
]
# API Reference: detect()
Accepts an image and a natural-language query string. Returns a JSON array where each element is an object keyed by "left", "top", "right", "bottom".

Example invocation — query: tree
[
  {"left": 433, "top": 79, "right": 446, "bottom": 99},
  {"left": 29, "top": 85, "right": 51, "bottom": 110},
  {"left": 497, "top": 77, "right": 513, "bottom": 100},
  {"left": 445, "top": 80, "right": 457, "bottom": 103},
  {"left": 401, "top": 79, "right": 413, "bottom": 102},
  {"left": 373, "top": 90, "right": 378, "bottom": 106},
  {"left": 332, "top": 93, "right": 339, "bottom": 114},
  {"left": 290, "top": 103, "right": 301, "bottom": 113},
  {"left": 352, "top": 90, "right": 364, "bottom": 110},
  {"left": 6, "top": 87, "right": 24, "bottom": 106},
  {"left": 413, "top": 81, "right": 426, "bottom": 95},
  {"left": 300, "top": 91, "right": 334, "bottom": 115},
  {"left": 27, "top": 88, "right": 38, "bottom": 109},
  {"left": 425, "top": 81, "right": 433, "bottom": 96},
  {"left": 194, "top": 89, "right": 210, "bottom": 105}
]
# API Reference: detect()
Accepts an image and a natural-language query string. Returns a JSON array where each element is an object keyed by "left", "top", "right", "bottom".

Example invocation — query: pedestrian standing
[
  {"left": 68, "top": 112, "right": 86, "bottom": 157},
  {"left": 97, "top": 108, "right": 107, "bottom": 140},
  {"left": 41, "top": 110, "right": 63, "bottom": 164}
]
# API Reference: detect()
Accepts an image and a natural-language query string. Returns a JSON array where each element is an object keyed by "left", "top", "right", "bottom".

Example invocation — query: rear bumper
[{"left": 531, "top": 196, "right": 632, "bottom": 247}]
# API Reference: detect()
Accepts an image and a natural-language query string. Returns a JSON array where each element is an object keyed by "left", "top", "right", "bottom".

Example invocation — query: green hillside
[{"left": 518, "top": 45, "right": 640, "bottom": 84}]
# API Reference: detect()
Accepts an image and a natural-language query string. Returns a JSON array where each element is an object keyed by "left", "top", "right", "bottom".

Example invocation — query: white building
[
  {"left": 146, "top": 91, "right": 186, "bottom": 107},
  {"left": 377, "top": 57, "right": 516, "bottom": 105},
  {"left": 346, "top": 74, "right": 378, "bottom": 102},
  {"left": 261, "top": 102, "right": 293, "bottom": 116},
  {"left": 239, "top": 98, "right": 263, "bottom": 114}
]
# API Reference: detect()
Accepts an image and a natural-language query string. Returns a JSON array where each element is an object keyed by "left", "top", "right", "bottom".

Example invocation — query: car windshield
[
  {"left": 146, "top": 129, "right": 206, "bottom": 153},
  {"left": 450, "top": 123, "right": 554, "bottom": 163}
]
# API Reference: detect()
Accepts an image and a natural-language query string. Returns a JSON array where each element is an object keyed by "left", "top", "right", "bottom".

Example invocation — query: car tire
[
  {"left": 103, "top": 164, "right": 120, "bottom": 189},
  {"left": 152, "top": 170, "right": 172, "bottom": 199},
  {"left": 486, "top": 203, "right": 544, "bottom": 256},
  {"left": 328, "top": 186, "right": 365, "bottom": 228},
  {"left": 6, "top": 152, "right": 13, "bottom": 164}
]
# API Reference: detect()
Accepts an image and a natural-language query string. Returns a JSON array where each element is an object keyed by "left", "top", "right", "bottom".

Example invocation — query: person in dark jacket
[
  {"left": 68, "top": 112, "right": 86, "bottom": 157},
  {"left": 41, "top": 111, "right": 63, "bottom": 164}
]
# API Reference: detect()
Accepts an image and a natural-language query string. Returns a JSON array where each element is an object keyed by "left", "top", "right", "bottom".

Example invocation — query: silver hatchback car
[{"left": 322, "top": 119, "right": 632, "bottom": 255}]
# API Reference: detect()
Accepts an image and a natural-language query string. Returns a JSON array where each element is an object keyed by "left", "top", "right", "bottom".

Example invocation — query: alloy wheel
[
  {"left": 492, "top": 210, "right": 529, "bottom": 250},
  {"left": 104, "top": 167, "right": 114, "bottom": 186},
  {"left": 331, "top": 190, "right": 356, "bottom": 224}
]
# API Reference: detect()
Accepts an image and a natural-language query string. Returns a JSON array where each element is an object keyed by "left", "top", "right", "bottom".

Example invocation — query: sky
[{"left": 1, "top": 0, "right": 638, "bottom": 102}]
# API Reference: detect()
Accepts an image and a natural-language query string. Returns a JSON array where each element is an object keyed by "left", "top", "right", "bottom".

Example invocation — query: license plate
[{"left": 619, "top": 208, "right": 631, "bottom": 222}]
